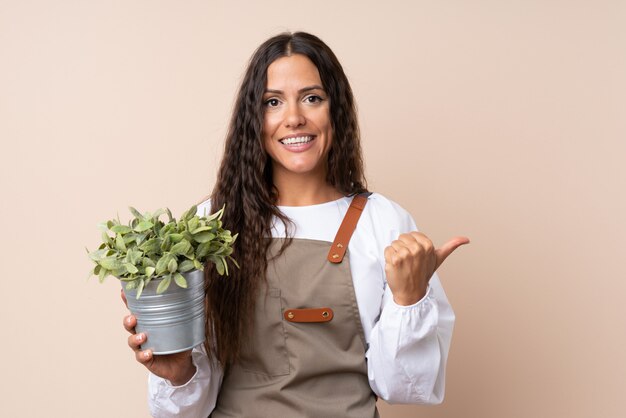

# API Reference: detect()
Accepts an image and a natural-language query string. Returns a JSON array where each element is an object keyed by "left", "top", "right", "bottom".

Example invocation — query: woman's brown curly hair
[{"left": 203, "top": 31, "right": 368, "bottom": 366}]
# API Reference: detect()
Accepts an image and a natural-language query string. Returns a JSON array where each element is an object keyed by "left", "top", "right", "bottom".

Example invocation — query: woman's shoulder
[
  {"left": 363, "top": 192, "right": 418, "bottom": 233},
  {"left": 364, "top": 192, "right": 414, "bottom": 220}
]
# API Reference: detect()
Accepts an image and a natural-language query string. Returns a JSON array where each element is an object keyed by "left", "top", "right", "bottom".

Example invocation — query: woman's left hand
[{"left": 384, "top": 232, "right": 470, "bottom": 305}]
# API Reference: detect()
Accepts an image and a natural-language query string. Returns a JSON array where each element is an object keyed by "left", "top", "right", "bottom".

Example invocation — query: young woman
[{"left": 123, "top": 32, "right": 469, "bottom": 417}]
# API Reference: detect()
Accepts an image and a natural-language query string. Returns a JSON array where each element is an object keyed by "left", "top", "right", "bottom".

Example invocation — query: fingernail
[
  {"left": 143, "top": 351, "right": 150, "bottom": 359},
  {"left": 126, "top": 316, "right": 132, "bottom": 325},
  {"left": 136, "top": 334, "right": 143, "bottom": 342}
]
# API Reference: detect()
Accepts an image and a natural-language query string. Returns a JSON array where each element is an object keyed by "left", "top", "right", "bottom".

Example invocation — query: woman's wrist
[
  {"left": 168, "top": 362, "right": 197, "bottom": 386},
  {"left": 392, "top": 285, "right": 428, "bottom": 306}
]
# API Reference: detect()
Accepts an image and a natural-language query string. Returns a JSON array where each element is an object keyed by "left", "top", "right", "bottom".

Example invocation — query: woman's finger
[
  {"left": 434, "top": 236, "right": 470, "bottom": 270},
  {"left": 396, "top": 231, "right": 429, "bottom": 246},
  {"left": 383, "top": 245, "right": 396, "bottom": 264},
  {"left": 124, "top": 315, "right": 137, "bottom": 334},
  {"left": 128, "top": 332, "right": 145, "bottom": 351},
  {"left": 390, "top": 240, "right": 411, "bottom": 258},
  {"left": 408, "top": 232, "right": 434, "bottom": 252},
  {"left": 135, "top": 348, "right": 153, "bottom": 365}
]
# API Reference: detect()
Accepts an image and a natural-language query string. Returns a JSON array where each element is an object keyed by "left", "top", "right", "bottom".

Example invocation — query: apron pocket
[{"left": 239, "top": 287, "right": 290, "bottom": 377}]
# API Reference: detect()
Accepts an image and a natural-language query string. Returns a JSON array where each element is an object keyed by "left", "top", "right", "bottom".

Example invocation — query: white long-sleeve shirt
[{"left": 148, "top": 193, "right": 455, "bottom": 417}]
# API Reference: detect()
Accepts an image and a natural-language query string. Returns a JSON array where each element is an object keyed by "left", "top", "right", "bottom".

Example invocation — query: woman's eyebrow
[{"left": 264, "top": 85, "right": 325, "bottom": 94}]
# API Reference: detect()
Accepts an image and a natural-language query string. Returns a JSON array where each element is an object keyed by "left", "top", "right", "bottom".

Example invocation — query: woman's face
[{"left": 262, "top": 54, "right": 333, "bottom": 183}]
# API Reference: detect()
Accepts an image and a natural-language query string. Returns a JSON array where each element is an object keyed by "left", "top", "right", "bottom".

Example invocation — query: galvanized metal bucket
[{"left": 123, "top": 269, "right": 205, "bottom": 355}]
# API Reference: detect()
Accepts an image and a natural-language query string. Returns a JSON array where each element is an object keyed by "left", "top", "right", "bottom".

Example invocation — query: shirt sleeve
[
  {"left": 365, "top": 196, "right": 455, "bottom": 404},
  {"left": 147, "top": 344, "right": 223, "bottom": 418}
]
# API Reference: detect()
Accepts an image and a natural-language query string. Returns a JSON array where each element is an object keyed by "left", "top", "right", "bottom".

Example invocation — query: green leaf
[
  {"left": 187, "top": 217, "right": 199, "bottom": 233},
  {"left": 125, "top": 280, "right": 138, "bottom": 290},
  {"left": 160, "top": 235, "right": 172, "bottom": 252},
  {"left": 145, "top": 266, "right": 155, "bottom": 278},
  {"left": 98, "top": 267, "right": 109, "bottom": 283},
  {"left": 195, "top": 242, "right": 211, "bottom": 259},
  {"left": 190, "top": 225, "right": 213, "bottom": 235},
  {"left": 193, "top": 259, "right": 204, "bottom": 270},
  {"left": 178, "top": 259, "right": 195, "bottom": 273},
  {"left": 166, "top": 208, "right": 173, "bottom": 223},
  {"left": 170, "top": 240, "right": 191, "bottom": 256},
  {"left": 134, "top": 232, "right": 148, "bottom": 246},
  {"left": 127, "top": 249, "right": 142, "bottom": 265},
  {"left": 136, "top": 279, "right": 146, "bottom": 299},
  {"left": 115, "top": 234, "right": 127, "bottom": 252},
  {"left": 129, "top": 206, "right": 143, "bottom": 220},
  {"left": 205, "top": 205, "right": 224, "bottom": 222},
  {"left": 156, "top": 256, "right": 170, "bottom": 276},
  {"left": 134, "top": 220, "right": 154, "bottom": 232},
  {"left": 228, "top": 255, "right": 240, "bottom": 269},
  {"left": 111, "top": 225, "right": 132, "bottom": 234},
  {"left": 88, "top": 248, "right": 108, "bottom": 261},
  {"left": 169, "top": 233, "right": 184, "bottom": 243},
  {"left": 123, "top": 263, "right": 138, "bottom": 274},
  {"left": 214, "top": 257, "right": 225, "bottom": 275},
  {"left": 86, "top": 266, "right": 96, "bottom": 281},
  {"left": 156, "top": 276, "right": 172, "bottom": 294},
  {"left": 173, "top": 272, "right": 187, "bottom": 288},
  {"left": 101, "top": 231, "right": 113, "bottom": 246},
  {"left": 184, "top": 205, "right": 197, "bottom": 221},
  {"left": 222, "top": 256, "right": 229, "bottom": 275},
  {"left": 167, "top": 258, "right": 177, "bottom": 273},
  {"left": 138, "top": 238, "right": 160, "bottom": 254},
  {"left": 127, "top": 231, "right": 140, "bottom": 241},
  {"left": 152, "top": 208, "right": 167, "bottom": 220},
  {"left": 142, "top": 257, "right": 156, "bottom": 268},
  {"left": 182, "top": 231, "right": 194, "bottom": 243},
  {"left": 158, "top": 223, "right": 175, "bottom": 237},
  {"left": 99, "top": 257, "right": 121, "bottom": 270},
  {"left": 193, "top": 231, "right": 216, "bottom": 243}
]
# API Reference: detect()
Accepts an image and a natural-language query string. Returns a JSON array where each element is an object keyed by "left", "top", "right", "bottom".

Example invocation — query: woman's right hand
[{"left": 122, "top": 290, "right": 197, "bottom": 386}]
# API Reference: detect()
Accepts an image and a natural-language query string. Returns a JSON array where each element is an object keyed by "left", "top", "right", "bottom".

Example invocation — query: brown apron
[{"left": 211, "top": 193, "right": 379, "bottom": 418}]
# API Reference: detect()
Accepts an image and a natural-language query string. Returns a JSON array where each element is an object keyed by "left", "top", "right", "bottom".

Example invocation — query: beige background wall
[{"left": 1, "top": 1, "right": 624, "bottom": 417}]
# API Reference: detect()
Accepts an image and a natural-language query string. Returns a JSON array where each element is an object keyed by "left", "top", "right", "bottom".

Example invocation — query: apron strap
[{"left": 327, "top": 192, "right": 372, "bottom": 263}]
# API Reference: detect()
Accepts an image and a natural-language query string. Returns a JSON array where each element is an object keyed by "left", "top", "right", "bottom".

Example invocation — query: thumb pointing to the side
[
  {"left": 121, "top": 288, "right": 129, "bottom": 309},
  {"left": 434, "top": 236, "right": 470, "bottom": 270}
]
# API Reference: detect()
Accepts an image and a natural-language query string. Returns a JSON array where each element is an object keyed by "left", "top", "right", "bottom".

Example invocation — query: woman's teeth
[{"left": 280, "top": 136, "right": 314, "bottom": 145}]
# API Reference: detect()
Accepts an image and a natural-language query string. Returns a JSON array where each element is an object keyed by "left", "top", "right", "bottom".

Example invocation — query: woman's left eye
[{"left": 304, "top": 95, "right": 323, "bottom": 104}]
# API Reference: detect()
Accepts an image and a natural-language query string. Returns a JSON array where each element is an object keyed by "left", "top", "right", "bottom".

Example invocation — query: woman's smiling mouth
[
  {"left": 278, "top": 135, "right": 317, "bottom": 152},
  {"left": 279, "top": 135, "right": 316, "bottom": 145}
]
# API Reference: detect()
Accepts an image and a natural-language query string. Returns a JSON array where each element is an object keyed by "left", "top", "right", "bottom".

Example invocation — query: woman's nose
[{"left": 284, "top": 104, "right": 306, "bottom": 128}]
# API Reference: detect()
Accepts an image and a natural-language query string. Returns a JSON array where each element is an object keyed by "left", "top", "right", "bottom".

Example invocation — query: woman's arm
[
  {"left": 361, "top": 194, "right": 462, "bottom": 403},
  {"left": 366, "top": 273, "right": 454, "bottom": 404}
]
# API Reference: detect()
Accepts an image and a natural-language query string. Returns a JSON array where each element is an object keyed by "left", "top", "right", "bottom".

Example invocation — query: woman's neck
[{"left": 272, "top": 171, "right": 344, "bottom": 207}]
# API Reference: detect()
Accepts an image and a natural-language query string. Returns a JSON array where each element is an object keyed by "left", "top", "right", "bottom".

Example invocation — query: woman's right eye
[{"left": 265, "top": 98, "right": 280, "bottom": 107}]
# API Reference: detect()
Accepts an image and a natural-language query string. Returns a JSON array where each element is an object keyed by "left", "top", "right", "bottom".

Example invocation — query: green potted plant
[{"left": 86, "top": 204, "right": 237, "bottom": 354}]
